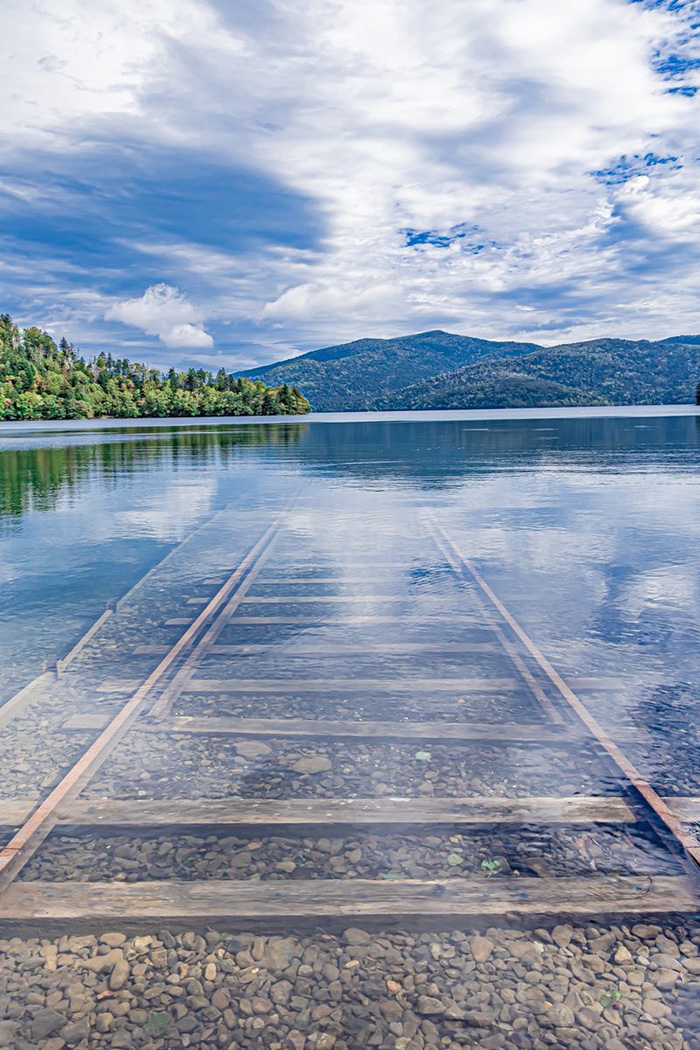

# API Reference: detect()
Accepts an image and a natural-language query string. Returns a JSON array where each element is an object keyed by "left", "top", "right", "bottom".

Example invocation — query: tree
[{"left": 0, "top": 313, "right": 311, "bottom": 422}]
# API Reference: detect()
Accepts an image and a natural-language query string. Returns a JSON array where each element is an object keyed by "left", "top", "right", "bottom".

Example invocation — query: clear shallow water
[
  {"left": 2, "top": 409, "right": 700, "bottom": 707},
  {"left": 1, "top": 408, "right": 700, "bottom": 1050}
]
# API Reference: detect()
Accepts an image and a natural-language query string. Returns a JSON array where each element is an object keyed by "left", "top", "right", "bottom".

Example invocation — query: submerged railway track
[{"left": 1, "top": 496, "right": 699, "bottom": 933}]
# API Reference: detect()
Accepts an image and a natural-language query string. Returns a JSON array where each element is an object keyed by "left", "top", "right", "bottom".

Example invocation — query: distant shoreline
[{"left": 1, "top": 402, "right": 698, "bottom": 436}]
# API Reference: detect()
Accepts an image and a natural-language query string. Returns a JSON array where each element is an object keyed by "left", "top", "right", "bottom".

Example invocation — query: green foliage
[
  {"left": 480, "top": 858, "right": 503, "bottom": 877},
  {"left": 0, "top": 314, "right": 310, "bottom": 422},
  {"left": 385, "top": 337, "right": 700, "bottom": 410},
  {"left": 143, "top": 1012, "right": 172, "bottom": 1038},
  {"left": 242, "top": 328, "right": 700, "bottom": 411}
]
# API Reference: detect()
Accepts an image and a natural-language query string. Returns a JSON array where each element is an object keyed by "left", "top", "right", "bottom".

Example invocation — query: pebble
[
  {"left": 552, "top": 924, "right": 573, "bottom": 948},
  {"left": 471, "top": 935, "right": 495, "bottom": 962},
  {"left": 417, "top": 995, "right": 447, "bottom": 1015},
  {"left": 545, "top": 1004, "right": 575, "bottom": 1027},
  {"left": 25, "top": 824, "right": 668, "bottom": 884},
  {"left": 236, "top": 741, "right": 273, "bottom": 759},
  {"left": 108, "top": 958, "right": 130, "bottom": 991},
  {"left": 0, "top": 919, "right": 698, "bottom": 1050},
  {"left": 84, "top": 734, "right": 610, "bottom": 801}
]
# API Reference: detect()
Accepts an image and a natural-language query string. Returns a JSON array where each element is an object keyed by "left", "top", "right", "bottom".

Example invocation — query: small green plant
[
  {"left": 382, "top": 870, "right": 405, "bottom": 880},
  {"left": 480, "top": 858, "right": 503, "bottom": 878},
  {"left": 414, "top": 750, "right": 431, "bottom": 762},
  {"left": 600, "top": 990, "right": 622, "bottom": 1008},
  {"left": 144, "top": 1012, "right": 172, "bottom": 1038}
]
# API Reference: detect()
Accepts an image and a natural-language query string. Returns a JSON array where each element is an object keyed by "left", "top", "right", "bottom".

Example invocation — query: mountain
[
  {"left": 242, "top": 332, "right": 700, "bottom": 411},
  {"left": 383, "top": 338, "right": 700, "bottom": 410},
  {"left": 240, "top": 331, "right": 540, "bottom": 411}
]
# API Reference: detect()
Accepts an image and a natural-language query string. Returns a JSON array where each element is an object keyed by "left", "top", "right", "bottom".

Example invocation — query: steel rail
[
  {"left": 148, "top": 532, "right": 282, "bottom": 718},
  {"left": 427, "top": 516, "right": 700, "bottom": 868},
  {"left": 429, "top": 527, "right": 564, "bottom": 726},
  {"left": 0, "top": 497, "right": 298, "bottom": 892},
  {"left": 0, "top": 501, "right": 240, "bottom": 729}
]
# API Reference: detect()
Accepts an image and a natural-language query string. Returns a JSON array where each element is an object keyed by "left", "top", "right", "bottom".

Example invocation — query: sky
[{"left": 2, "top": 0, "right": 700, "bottom": 372}]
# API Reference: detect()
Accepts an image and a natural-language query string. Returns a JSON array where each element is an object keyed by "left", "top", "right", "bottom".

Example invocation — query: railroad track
[{"left": 1, "top": 499, "right": 699, "bottom": 932}]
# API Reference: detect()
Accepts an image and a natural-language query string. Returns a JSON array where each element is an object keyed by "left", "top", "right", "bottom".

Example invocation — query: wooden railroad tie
[
  {"left": 0, "top": 876, "right": 696, "bottom": 931},
  {"left": 64, "top": 713, "right": 572, "bottom": 743},
  {"left": 0, "top": 795, "right": 638, "bottom": 829}
]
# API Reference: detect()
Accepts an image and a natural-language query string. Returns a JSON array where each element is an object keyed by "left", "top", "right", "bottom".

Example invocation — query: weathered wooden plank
[
  {"left": 227, "top": 616, "right": 486, "bottom": 625},
  {"left": 136, "top": 641, "right": 499, "bottom": 656},
  {"left": 185, "top": 677, "right": 521, "bottom": 693},
  {"left": 664, "top": 797, "right": 700, "bottom": 821},
  {"left": 98, "top": 676, "right": 522, "bottom": 695},
  {"left": 1, "top": 876, "right": 694, "bottom": 926},
  {"left": 164, "top": 716, "right": 575, "bottom": 744},
  {"left": 258, "top": 563, "right": 422, "bottom": 571},
  {"left": 64, "top": 712, "right": 664, "bottom": 748},
  {"left": 216, "top": 641, "right": 497, "bottom": 654},
  {"left": 569, "top": 677, "right": 625, "bottom": 691},
  {"left": 164, "top": 618, "right": 195, "bottom": 626},
  {"left": 252, "top": 577, "right": 401, "bottom": 584},
  {"left": 607, "top": 726, "right": 657, "bottom": 745},
  {"left": 239, "top": 596, "right": 449, "bottom": 604},
  {"left": 53, "top": 795, "right": 636, "bottom": 828},
  {"left": 63, "top": 713, "right": 573, "bottom": 743}
]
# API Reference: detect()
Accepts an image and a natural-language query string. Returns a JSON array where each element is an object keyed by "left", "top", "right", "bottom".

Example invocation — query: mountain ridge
[{"left": 241, "top": 331, "right": 700, "bottom": 411}]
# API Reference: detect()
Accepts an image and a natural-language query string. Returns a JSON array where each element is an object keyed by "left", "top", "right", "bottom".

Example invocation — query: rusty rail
[
  {"left": 427, "top": 516, "right": 700, "bottom": 869},
  {"left": 0, "top": 501, "right": 295, "bottom": 891}
]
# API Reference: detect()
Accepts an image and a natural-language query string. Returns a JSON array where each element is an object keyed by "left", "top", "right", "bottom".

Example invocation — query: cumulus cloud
[{"left": 104, "top": 285, "right": 214, "bottom": 349}]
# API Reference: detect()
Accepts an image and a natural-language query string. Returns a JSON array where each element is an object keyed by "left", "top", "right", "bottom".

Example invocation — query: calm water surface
[
  {"left": 2, "top": 408, "right": 699, "bottom": 716},
  {"left": 1, "top": 408, "right": 700, "bottom": 1049}
]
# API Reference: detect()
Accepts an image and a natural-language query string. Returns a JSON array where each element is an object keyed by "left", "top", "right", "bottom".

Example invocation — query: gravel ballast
[
  {"left": 84, "top": 737, "right": 615, "bottom": 801},
  {"left": 20, "top": 825, "right": 683, "bottom": 884}
]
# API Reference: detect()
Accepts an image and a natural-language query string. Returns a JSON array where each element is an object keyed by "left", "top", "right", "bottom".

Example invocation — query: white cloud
[
  {"left": 618, "top": 173, "right": 700, "bottom": 240},
  {"left": 104, "top": 284, "right": 214, "bottom": 349},
  {"left": 0, "top": 0, "right": 231, "bottom": 152},
  {"left": 2, "top": 0, "right": 700, "bottom": 358}
]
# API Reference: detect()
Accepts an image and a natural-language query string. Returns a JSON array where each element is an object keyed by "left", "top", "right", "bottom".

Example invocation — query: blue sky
[{"left": 2, "top": 0, "right": 699, "bottom": 371}]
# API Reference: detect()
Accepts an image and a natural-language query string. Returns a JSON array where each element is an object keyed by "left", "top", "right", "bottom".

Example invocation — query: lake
[{"left": 1, "top": 406, "right": 699, "bottom": 1048}]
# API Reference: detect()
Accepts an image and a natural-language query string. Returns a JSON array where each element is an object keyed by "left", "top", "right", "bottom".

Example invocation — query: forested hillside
[
  {"left": 244, "top": 330, "right": 700, "bottom": 411},
  {"left": 384, "top": 338, "right": 700, "bottom": 410},
  {"left": 241, "top": 331, "right": 539, "bottom": 411},
  {"left": 0, "top": 314, "right": 310, "bottom": 421}
]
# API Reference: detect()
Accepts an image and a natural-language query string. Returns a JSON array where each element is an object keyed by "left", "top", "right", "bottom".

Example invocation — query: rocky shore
[{"left": 1, "top": 921, "right": 699, "bottom": 1049}]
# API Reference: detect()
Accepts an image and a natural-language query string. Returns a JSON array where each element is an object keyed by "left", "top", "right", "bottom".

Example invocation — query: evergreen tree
[{"left": 0, "top": 314, "right": 310, "bottom": 422}]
